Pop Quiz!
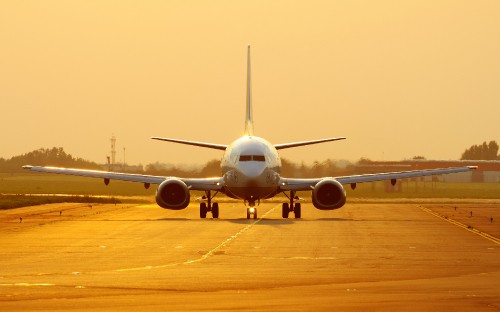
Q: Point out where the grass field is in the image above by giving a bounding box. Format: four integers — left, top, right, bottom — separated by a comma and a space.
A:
0, 194, 122, 210
0, 173, 155, 209
0, 173, 156, 196
1, 173, 499, 209
345, 179, 500, 199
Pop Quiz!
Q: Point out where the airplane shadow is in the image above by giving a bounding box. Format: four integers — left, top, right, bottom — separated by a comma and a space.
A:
298, 218, 353, 222
310, 218, 421, 222
88, 218, 192, 222
151, 217, 351, 224
227, 218, 295, 225
225, 217, 354, 224
95, 217, 418, 223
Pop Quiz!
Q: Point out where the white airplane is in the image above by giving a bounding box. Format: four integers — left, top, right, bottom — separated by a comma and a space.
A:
23, 46, 477, 219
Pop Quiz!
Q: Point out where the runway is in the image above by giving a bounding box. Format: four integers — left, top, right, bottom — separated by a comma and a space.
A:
1, 201, 499, 311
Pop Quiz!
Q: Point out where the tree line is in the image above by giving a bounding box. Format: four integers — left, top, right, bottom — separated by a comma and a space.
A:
0, 147, 357, 177
0, 147, 101, 173
460, 141, 500, 160
1, 141, 498, 176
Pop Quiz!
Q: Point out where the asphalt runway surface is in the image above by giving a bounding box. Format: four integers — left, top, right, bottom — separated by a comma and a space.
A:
1, 201, 499, 311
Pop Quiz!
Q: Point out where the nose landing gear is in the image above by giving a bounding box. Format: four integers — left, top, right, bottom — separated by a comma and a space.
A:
245, 199, 258, 219
246, 207, 257, 219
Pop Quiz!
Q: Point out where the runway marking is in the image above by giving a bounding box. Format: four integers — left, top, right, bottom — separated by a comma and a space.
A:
0, 283, 55, 287
420, 206, 500, 245
116, 205, 278, 272
1, 205, 280, 285
262, 256, 337, 260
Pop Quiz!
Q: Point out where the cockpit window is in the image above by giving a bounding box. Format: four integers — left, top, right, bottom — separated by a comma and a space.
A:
253, 155, 265, 161
239, 155, 252, 161
239, 155, 265, 162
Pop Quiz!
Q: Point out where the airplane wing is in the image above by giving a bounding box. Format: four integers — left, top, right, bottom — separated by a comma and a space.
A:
274, 137, 346, 150
22, 166, 224, 191
279, 166, 477, 191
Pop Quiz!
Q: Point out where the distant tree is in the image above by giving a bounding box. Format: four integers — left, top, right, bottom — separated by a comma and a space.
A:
412, 156, 426, 160
322, 159, 337, 176
144, 162, 195, 177
199, 159, 221, 177
461, 140, 499, 160
357, 158, 373, 164
280, 158, 298, 177
0, 147, 101, 173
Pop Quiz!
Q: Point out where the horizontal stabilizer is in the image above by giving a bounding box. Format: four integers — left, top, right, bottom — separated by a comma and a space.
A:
151, 137, 228, 150
274, 137, 346, 150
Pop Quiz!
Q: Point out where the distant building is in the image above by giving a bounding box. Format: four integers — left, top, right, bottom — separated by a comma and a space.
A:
356, 160, 500, 183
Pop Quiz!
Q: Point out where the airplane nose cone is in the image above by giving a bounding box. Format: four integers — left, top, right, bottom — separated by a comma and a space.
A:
240, 163, 266, 178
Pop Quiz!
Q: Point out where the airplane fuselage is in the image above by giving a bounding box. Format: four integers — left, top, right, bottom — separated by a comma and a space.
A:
221, 136, 281, 206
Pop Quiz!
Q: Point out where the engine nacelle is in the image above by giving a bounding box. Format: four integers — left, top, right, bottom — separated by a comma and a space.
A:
155, 179, 190, 210
312, 178, 347, 210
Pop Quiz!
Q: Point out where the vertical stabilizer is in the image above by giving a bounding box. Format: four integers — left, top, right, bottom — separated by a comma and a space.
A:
244, 45, 254, 136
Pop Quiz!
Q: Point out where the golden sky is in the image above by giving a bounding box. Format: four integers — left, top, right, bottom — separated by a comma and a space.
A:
1, 1, 499, 166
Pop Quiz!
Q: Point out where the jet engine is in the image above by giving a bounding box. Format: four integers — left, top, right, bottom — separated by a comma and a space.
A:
155, 179, 190, 209
312, 178, 346, 210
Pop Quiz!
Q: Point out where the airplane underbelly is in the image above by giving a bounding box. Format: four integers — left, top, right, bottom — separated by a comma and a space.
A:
223, 169, 280, 201
224, 185, 278, 201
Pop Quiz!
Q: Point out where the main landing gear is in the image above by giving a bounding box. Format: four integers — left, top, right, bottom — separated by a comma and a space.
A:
282, 190, 301, 219
200, 190, 219, 219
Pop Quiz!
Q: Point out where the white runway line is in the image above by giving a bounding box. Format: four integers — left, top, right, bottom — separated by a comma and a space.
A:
420, 206, 500, 245
116, 204, 278, 272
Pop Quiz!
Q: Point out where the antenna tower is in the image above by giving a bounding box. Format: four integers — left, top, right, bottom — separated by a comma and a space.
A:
111, 135, 116, 165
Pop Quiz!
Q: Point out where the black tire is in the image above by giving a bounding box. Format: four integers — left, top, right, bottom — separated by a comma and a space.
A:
282, 203, 289, 218
294, 203, 301, 219
200, 203, 207, 219
212, 202, 219, 219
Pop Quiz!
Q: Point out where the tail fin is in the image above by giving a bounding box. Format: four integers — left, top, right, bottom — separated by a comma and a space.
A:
244, 45, 254, 136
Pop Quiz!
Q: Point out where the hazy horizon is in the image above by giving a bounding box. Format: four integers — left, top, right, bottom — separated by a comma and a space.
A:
1, 1, 499, 166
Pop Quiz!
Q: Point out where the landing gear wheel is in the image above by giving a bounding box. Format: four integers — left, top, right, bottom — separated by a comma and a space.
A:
282, 203, 290, 219
212, 202, 219, 219
246, 207, 257, 219
294, 203, 301, 219
200, 203, 207, 219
